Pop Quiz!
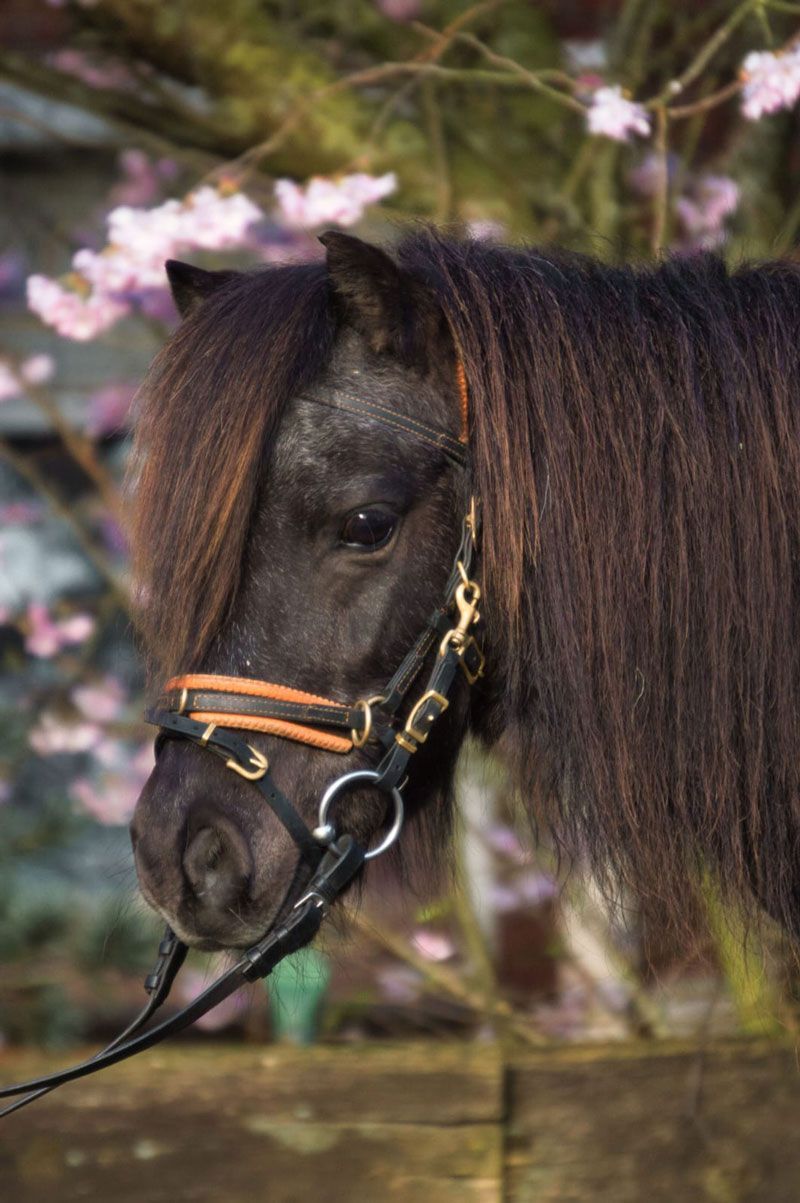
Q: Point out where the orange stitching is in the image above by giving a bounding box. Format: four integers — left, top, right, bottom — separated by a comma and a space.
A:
166, 674, 343, 710
189, 710, 353, 754
456, 360, 469, 444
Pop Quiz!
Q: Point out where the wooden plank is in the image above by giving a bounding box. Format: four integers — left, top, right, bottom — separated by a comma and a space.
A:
0, 1042, 504, 1203
506, 1038, 800, 1203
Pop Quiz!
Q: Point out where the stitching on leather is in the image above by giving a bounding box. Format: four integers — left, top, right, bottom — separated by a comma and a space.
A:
302, 394, 465, 461
190, 711, 352, 753
328, 389, 462, 447
189, 692, 353, 726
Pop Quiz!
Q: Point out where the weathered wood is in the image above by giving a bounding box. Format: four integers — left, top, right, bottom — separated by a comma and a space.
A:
507, 1039, 800, 1203
0, 1042, 503, 1203
3, 1038, 800, 1201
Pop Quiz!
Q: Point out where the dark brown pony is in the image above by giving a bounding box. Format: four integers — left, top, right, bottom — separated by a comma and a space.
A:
129, 230, 800, 950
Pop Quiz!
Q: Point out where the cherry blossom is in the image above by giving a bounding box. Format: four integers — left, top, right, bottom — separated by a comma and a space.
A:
411, 930, 456, 962
274, 172, 397, 229
70, 775, 140, 825
29, 713, 103, 755
49, 49, 137, 92
675, 174, 739, 250
109, 150, 179, 208
28, 186, 264, 339
24, 602, 95, 658
27, 274, 129, 341
180, 186, 264, 250
741, 48, 800, 120
71, 675, 128, 722
587, 86, 650, 142
0, 354, 54, 402
84, 381, 138, 436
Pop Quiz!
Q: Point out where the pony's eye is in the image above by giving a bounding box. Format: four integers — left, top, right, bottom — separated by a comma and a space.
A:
339, 507, 397, 551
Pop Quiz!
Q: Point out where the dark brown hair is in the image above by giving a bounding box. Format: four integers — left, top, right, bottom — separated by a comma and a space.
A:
129, 262, 335, 671
131, 231, 800, 931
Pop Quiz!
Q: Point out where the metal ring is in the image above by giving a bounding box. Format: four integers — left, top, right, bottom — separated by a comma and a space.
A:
317, 769, 404, 862
351, 695, 384, 749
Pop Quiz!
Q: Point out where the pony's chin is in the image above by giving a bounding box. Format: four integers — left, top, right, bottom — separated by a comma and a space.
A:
147, 898, 283, 952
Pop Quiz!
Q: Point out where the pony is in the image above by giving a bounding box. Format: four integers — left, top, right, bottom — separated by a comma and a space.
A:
129, 229, 800, 952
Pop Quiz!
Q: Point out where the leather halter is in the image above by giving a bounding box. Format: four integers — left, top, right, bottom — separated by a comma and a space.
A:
0, 367, 484, 1118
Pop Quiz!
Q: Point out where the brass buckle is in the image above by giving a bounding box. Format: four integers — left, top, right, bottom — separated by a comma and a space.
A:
226, 746, 269, 781
395, 689, 449, 753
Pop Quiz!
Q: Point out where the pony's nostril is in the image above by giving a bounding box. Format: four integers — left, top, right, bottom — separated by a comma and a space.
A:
182, 820, 252, 911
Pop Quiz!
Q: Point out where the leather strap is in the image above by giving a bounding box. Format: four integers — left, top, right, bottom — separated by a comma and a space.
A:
297, 389, 468, 466
150, 711, 324, 860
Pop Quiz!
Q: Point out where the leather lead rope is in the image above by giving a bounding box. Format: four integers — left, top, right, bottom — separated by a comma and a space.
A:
0, 377, 483, 1119
0, 836, 365, 1115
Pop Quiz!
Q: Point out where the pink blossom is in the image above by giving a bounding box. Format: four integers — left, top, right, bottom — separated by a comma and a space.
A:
466, 219, 505, 242
180, 186, 264, 250
675, 174, 739, 251
109, 151, 178, 208
587, 86, 650, 142
71, 674, 128, 722
71, 775, 139, 825
481, 823, 531, 864
274, 172, 397, 230
375, 965, 421, 1003
27, 274, 129, 341
0, 354, 55, 403
85, 381, 137, 436
30, 713, 103, 755
411, 930, 455, 962
741, 48, 800, 120
49, 49, 136, 92
515, 870, 558, 907
0, 501, 43, 525
24, 602, 95, 657
375, 0, 422, 20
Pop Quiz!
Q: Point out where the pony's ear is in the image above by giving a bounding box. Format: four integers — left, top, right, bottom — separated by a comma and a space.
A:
319, 231, 444, 364
165, 260, 238, 319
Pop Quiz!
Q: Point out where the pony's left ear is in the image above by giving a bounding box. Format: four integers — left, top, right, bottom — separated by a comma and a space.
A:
165, 260, 239, 319
319, 231, 446, 366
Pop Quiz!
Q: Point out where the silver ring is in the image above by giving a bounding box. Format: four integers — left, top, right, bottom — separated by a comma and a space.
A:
317, 769, 404, 861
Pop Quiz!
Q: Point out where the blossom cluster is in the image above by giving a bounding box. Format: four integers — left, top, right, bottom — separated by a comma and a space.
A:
587, 85, 650, 142
274, 172, 397, 229
26, 672, 152, 826
741, 47, 800, 120
0, 354, 54, 403
23, 602, 94, 658
675, 174, 740, 251
27, 186, 265, 340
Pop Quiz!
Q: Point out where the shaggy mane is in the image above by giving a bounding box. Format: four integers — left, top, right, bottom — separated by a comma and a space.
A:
399, 231, 800, 929
129, 262, 335, 673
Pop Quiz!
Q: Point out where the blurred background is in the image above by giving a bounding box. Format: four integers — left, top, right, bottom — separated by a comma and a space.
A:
3, 2, 800, 1199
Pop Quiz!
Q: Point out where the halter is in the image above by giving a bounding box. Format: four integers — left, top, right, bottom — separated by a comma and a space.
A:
0, 365, 485, 1118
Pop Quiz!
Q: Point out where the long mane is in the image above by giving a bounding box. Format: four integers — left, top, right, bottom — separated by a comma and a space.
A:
399, 231, 800, 929
129, 263, 335, 673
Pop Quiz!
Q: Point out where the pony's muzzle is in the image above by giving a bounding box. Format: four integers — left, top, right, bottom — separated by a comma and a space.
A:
181, 810, 254, 934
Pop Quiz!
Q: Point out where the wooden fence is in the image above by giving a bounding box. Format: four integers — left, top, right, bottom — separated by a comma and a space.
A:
1, 1038, 799, 1201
